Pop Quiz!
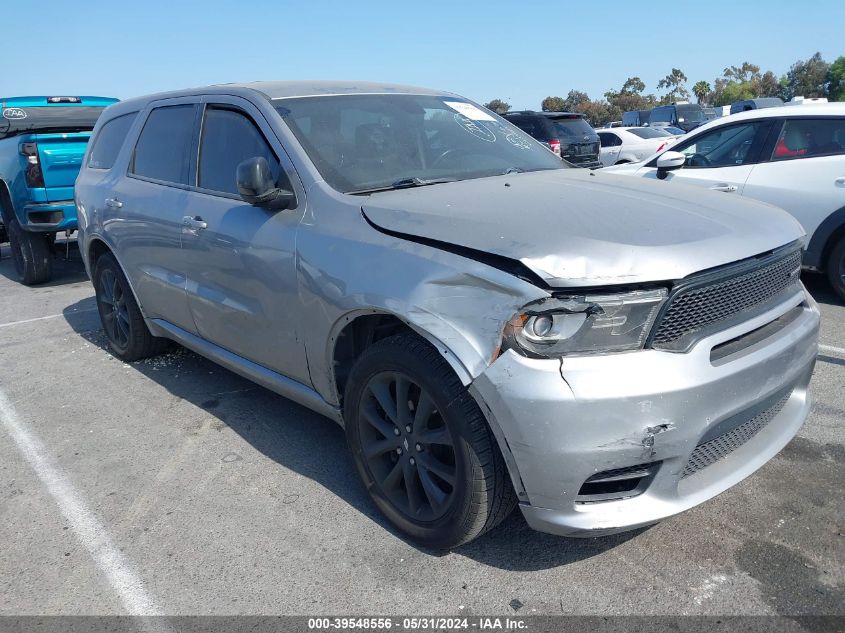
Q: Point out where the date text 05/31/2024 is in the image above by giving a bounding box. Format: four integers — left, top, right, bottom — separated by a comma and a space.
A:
307, 617, 528, 630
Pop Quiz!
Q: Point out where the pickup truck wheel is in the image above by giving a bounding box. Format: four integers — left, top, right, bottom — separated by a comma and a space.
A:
7, 219, 52, 285
93, 253, 168, 361
827, 237, 845, 301
344, 334, 516, 548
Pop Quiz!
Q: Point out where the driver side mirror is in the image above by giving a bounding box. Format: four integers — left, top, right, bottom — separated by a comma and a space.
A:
236, 157, 296, 210
655, 150, 686, 180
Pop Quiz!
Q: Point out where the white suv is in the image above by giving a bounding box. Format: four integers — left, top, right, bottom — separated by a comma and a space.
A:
605, 104, 845, 299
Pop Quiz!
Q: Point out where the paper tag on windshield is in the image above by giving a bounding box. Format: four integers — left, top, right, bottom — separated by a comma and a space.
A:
444, 101, 495, 121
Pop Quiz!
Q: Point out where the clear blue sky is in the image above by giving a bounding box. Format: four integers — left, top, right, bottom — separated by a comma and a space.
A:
3, 0, 842, 109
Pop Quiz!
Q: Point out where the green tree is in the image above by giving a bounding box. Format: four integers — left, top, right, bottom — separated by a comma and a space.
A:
620, 76, 646, 94
604, 77, 657, 113
577, 100, 619, 128
827, 56, 845, 101
756, 71, 780, 97
780, 52, 830, 100
563, 90, 590, 112
541, 96, 567, 112
657, 68, 690, 102
723, 62, 761, 84
693, 80, 711, 104
483, 99, 511, 114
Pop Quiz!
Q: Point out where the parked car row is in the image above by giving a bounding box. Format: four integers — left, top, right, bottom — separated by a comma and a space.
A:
0, 81, 836, 550
605, 103, 845, 299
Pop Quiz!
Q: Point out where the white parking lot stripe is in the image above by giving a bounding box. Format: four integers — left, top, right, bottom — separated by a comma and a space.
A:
0, 309, 96, 329
0, 388, 164, 616
819, 344, 845, 356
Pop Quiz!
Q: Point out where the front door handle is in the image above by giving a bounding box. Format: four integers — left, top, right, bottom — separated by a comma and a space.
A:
104, 197, 123, 209
835, 176, 845, 186
182, 215, 208, 230
709, 184, 738, 193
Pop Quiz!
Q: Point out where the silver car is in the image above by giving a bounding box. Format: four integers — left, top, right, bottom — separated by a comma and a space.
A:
75, 82, 819, 548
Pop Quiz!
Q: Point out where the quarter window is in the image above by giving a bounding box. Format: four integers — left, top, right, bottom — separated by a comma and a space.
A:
198, 107, 281, 195
131, 105, 196, 184
674, 122, 764, 168
87, 112, 137, 170
771, 118, 845, 160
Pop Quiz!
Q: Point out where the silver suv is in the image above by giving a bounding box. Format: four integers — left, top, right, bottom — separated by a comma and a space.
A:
75, 82, 820, 548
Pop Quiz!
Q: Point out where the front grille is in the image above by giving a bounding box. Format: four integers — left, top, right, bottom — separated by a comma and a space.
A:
651, 248, 802, 351
682, 390, 792, 478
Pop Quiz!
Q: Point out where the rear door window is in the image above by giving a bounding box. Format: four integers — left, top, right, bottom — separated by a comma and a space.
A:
87, 112, 137, 170
598, 132, 622, 147
131, 104, 196, 184
770, 118, 845, 160
198, 106, 282, 195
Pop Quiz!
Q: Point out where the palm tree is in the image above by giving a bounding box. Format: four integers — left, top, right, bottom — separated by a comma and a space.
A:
693, 81, 712, 105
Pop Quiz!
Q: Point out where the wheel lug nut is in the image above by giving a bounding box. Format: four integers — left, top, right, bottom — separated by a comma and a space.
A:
393, 427, 400, 436
415, 443, 422, 451
396, 448, 402, 455
409, 457, 415, 466
405, 425, 412, 433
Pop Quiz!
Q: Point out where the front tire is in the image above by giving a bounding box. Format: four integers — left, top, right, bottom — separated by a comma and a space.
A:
93, 253, 168, 361
827, 237, 845, 301
344, 334, 516, 548
7, 219, 52, 285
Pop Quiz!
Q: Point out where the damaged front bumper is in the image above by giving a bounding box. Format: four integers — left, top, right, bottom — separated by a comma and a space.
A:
470, 291, 820, 537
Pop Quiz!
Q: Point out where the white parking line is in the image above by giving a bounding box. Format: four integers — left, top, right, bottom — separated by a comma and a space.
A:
0, 309, 97, 330
0, 388, 163, 616
819, 344, 845, 356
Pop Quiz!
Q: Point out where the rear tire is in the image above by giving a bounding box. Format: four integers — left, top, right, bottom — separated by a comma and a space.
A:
344, 333, 516, 548
826, 237, 845, 301
93, 252, 169, 361
7, 218, 52, 285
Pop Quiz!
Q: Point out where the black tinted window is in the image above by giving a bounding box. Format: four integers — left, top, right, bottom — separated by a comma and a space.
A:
88, 112, 137, 169
131, 105, 195, 184
198, 107, 280, 195
0, 106, 108, 141
550, 116, 594, 138
598, 132, 622, 147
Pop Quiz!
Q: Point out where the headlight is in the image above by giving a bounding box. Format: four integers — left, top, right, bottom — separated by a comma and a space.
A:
502, 289, 667, 357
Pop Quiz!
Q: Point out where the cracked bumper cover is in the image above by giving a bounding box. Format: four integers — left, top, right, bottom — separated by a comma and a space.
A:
469, 291, 820, 537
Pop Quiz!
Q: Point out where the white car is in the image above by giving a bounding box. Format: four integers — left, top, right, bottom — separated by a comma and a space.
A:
596, 126, 680, 167
604, 104, 845, 299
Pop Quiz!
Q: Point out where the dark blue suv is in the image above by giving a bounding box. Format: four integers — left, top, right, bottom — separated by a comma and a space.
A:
0, 96, 117, 284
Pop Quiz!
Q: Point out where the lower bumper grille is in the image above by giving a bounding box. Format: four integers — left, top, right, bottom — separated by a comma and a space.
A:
576, 462, 660, 503
682, 389, 793, 478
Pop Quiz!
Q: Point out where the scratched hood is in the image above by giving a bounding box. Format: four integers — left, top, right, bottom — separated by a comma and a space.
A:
361, 169, 804, 287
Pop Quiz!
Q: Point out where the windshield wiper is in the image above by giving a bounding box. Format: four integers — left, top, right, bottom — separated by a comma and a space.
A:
348, 177, 458, 195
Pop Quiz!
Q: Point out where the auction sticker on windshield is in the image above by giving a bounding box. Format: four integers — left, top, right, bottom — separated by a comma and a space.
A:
444, 101, 494, 121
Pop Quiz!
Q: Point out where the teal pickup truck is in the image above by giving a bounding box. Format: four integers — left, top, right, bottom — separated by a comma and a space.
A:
0, 96, 117, 284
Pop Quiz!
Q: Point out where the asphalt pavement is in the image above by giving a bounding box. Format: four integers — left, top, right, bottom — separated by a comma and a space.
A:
0, 243, 842, 617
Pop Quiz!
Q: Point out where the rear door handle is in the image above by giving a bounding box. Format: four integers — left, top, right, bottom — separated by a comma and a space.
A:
182, 215, 208, 230
835, 176, 845, 186
104, 197, 123, 209
709, 184, 738, 193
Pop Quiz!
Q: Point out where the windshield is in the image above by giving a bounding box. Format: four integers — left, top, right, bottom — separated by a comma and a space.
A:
628, 127, 671, 139
549, 116, 595, 139
677, 106, 704, 122
0, 106, 107, 140
274, 94, 564, 193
